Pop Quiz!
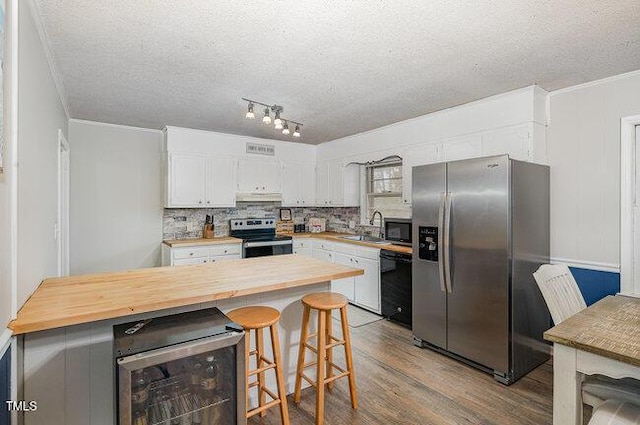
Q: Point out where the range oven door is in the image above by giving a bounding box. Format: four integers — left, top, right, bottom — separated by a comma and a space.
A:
243, 240, 293, 258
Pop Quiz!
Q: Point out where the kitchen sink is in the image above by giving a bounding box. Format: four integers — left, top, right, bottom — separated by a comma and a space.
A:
339, 235, 391, 244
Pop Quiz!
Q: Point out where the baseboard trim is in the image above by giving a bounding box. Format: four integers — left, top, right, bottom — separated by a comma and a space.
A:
550, 258, 620, 273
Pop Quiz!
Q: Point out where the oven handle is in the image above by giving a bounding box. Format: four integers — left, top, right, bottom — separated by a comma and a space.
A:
244, 240, 293, 248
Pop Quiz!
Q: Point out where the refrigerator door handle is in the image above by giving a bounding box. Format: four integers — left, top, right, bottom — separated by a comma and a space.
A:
438, 192, 447, 292
443, 192, 453, 293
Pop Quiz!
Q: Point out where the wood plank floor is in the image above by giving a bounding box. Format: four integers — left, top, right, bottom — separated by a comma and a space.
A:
249, 318, 553, 425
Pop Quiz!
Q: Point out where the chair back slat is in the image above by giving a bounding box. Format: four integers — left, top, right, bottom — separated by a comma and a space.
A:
533, 264, 587, 325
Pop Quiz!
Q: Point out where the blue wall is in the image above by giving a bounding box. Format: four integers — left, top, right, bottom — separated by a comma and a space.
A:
569, 266, 620, 306
0, 347, 9, 425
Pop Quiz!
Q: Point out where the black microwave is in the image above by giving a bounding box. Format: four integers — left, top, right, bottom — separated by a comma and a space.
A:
384, 218, 412, 246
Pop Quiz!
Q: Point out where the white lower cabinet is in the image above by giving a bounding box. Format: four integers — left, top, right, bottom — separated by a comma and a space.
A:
312, 240, 380, 314
162, 243, 241, 266
331, 252, 356, 302
293, 239, 312, 257
352, 255, 380, 313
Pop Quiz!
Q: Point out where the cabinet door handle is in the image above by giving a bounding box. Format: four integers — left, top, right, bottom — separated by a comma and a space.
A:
262, 186, 265, 190
207, 201, 210, 204
203, 260, 207, 263
189, 252, 194, 256
211, 259, 216, 262
224, 250, 228, 253
199, 201, 203, 204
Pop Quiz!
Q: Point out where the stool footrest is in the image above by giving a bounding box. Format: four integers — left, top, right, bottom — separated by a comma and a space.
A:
302, 342, 318, 354
247, 398, 281, 418
326, 340, 345, 349
324, 371, 349, 384
299, 372, 317, 388
248, 361, 276, 376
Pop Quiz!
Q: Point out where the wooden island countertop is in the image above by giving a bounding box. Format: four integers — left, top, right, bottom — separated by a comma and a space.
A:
8, 254, 363, 335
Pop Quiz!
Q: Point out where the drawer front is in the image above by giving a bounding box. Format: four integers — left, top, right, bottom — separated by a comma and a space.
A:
293, 239, 310, 249
172, 247, 209, 260
333, 242, 356, 256
173, 257, 208, 265
210, 254, 241, 262
312, 240, 333, 251
209, 244, 241, 257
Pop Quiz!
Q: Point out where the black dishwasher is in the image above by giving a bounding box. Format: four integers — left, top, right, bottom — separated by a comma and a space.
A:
380, 249, 412, 327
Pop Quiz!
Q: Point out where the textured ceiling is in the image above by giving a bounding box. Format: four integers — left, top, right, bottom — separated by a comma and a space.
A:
32, 0, 640, 144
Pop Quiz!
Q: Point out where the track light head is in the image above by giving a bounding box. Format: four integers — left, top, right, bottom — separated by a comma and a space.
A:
262, 107, 271, 124
274, 110, 282, 129
245, 102, 255, 119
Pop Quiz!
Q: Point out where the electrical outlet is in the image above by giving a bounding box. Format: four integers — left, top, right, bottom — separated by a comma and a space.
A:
187, 222, 199, 232
349, 220, 356, 229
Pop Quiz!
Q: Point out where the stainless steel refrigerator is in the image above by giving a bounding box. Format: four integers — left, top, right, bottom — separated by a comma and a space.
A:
411, 155, 550, 385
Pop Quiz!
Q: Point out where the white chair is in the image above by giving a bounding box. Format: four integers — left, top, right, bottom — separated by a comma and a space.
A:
589, 399, 640, 425
533, 264, 640, 408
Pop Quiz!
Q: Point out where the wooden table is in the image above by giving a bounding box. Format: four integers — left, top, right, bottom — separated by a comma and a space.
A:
544, 295, 640, 425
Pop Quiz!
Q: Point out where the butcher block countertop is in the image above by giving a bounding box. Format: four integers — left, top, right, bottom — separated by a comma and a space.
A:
163, 236, 242, 247
163, 232, 412, 255
286, 232, 413, 255
8, 254, 363, 335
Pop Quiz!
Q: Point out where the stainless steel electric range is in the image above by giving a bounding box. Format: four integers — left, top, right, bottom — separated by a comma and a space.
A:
229, 218, 293, 258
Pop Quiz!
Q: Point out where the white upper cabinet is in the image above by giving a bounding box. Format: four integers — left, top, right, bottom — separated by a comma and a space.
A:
317, 160, 360, 207
441, 134, 483, 162
402, 143, 440, 205
167, 153, 236, 208
237, 158, 282, 193
481, 123, 532, 161
282, 162, 316, 206
301, 165, 316, 206
205, 156, 236, 207
167, 153, 207, 207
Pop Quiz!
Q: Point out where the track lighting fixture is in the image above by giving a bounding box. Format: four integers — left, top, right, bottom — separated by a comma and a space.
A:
262, 107, 271, 125
242, 98, 303, 139
245, 102, 255, 119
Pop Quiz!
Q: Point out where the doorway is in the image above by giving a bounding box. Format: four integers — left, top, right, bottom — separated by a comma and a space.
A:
58, 129, 69, 276
621, 116, 640, 296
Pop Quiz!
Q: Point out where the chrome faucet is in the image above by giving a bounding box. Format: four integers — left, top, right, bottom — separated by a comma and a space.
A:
370, 210, 384, 239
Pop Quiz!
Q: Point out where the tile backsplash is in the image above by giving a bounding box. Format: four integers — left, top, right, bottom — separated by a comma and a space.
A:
163, 203, 366, 240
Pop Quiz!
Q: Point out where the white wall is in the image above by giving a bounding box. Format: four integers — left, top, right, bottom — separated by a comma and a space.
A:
69, 120, 164, 274
547, 70, 640, 270
16, 1, 69, 308
0, 0, 18, 348
165, 125, 317, 162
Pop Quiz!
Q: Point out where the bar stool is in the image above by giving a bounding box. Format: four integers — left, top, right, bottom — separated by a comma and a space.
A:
293, 292, 357, 425
227, 306, 290, 425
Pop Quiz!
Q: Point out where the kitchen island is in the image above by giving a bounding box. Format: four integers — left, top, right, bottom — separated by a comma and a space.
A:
9, 255, 363, 425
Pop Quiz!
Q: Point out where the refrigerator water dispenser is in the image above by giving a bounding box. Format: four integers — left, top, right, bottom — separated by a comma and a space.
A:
418, 226, 438, 261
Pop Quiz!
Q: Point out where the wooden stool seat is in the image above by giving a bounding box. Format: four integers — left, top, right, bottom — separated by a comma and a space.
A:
227, 306, 280, 329
227, 306, 290, 425
294, 291, 357, 425
301, 292, 348, 311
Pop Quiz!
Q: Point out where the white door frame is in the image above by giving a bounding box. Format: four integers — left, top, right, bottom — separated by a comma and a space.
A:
620, 115, 640, 296
57, 129, 70, 276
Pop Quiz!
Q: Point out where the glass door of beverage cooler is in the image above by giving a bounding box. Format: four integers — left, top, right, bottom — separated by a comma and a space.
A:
117, 332, 245, 425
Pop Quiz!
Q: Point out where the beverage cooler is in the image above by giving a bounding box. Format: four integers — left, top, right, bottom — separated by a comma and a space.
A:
114, 308, 246, 425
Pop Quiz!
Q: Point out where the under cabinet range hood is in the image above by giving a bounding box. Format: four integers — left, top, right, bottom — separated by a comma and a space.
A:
235, 192, 283, 202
